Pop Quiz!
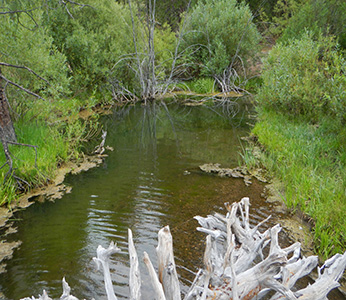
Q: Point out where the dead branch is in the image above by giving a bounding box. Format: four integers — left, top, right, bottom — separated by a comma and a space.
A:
0, 74, 45, 101
0, 140, 43, 190
0, 7, 40, 15
128, 229, 141, 300
92, 242, 120, 300
0, 62, 50, 85
94, 130, 107, 155
7, 141, 39, 166
59, 0, 93, 19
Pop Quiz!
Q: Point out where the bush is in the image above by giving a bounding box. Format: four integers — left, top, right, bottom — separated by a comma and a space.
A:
279, 0, 346, 49
44, 1, 134, 95
0, 9, 70, 98
181, 0, 261, 77
44, 1, 179, 98
269, 0, 302, 37
257, 31, 346, 123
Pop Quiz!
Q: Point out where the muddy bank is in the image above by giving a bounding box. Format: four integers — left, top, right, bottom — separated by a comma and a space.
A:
0, 154, 104, 273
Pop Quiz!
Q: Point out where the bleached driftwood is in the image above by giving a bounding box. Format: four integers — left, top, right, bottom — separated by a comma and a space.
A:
143, 251, 166, 300
128, 229, 141, 300
94, 130, 107, 155
21, 197, 346, 300
156, 226, 181, 300
93, 241, 120, 300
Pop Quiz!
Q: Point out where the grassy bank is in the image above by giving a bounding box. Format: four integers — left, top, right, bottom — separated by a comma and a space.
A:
244, 108, 346, 257
0, 99, 100, 207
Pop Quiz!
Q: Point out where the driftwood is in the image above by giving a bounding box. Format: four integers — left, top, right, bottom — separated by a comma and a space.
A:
21, 198, 346, 300
94, 130, 107, 155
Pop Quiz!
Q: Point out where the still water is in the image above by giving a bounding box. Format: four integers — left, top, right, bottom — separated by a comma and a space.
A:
1, 102, 279, 299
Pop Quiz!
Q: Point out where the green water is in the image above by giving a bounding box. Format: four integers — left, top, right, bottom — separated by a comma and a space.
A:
0, 102, 277, 299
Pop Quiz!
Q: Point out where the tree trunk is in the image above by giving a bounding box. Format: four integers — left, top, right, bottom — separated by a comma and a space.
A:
0, 67, 17, 144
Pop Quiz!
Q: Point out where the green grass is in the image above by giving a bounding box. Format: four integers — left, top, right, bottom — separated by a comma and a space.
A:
0, 100, 98, 207
244, 108, 346, 257
176, 77, 218, 94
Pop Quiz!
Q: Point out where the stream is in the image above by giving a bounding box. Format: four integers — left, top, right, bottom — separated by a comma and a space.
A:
0, 102, 344, 299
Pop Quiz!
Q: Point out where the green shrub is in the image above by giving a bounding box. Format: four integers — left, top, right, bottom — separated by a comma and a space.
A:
0, 9, 70, 98
257, 31, 346, 123
181, 0, 261, 77
43, 1, 134, 94
153, 23, 177, 80
268, 0, 302, 37
279, 0, 346, 49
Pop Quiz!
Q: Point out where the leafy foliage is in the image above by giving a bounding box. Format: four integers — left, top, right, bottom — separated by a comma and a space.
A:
279, 0, 346, 49
43, 1, 134, 95
181, 0, 261, 77
268, 0, 302, 37
257, 32, 346, 123
153, 0, 197, 30
0, 6, 69, 98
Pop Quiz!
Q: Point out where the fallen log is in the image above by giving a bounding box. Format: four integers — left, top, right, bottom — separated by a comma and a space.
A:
21, 198, 346, 300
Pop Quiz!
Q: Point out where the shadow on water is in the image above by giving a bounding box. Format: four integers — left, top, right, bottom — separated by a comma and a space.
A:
0, 101, 344, 299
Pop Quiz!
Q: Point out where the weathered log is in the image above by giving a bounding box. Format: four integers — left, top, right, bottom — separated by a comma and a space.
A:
143, 251, 166, 300
20, 197, 346, 300
128, 229, 141, 300
189, 197, 346, 299
93, 241, 120, 300
60, 277, 78, 300
156, 226, 181, 300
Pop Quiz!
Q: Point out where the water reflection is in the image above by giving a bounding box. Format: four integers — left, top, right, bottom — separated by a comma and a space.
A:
0, 101, 271, 300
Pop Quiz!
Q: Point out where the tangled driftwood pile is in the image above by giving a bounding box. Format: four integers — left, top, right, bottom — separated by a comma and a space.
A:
22, 198, 346, 300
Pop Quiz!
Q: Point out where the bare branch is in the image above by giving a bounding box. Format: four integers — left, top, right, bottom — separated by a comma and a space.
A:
7, 141, 39, 166
0, 62, 50, 85
62, 0, 92, 8
59, 0, 93, 19
0, 7, 40, 15
0, 74, 45, 101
